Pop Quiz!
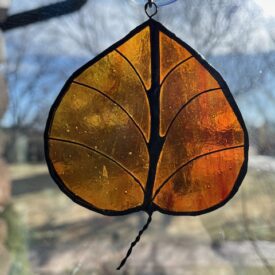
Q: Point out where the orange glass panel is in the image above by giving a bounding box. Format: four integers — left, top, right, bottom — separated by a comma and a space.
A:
49, 140, 144, 211
153, 148, 244, 212
160, 58, 220, 136
154, 90, 244, 194
160, 32, 192, 82
49, 83, 149, 187
75, 50, 150, 142
117, 27, 151, 91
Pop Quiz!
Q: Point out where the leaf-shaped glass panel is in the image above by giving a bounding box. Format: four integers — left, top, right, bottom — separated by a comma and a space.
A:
45, 19, 248, 216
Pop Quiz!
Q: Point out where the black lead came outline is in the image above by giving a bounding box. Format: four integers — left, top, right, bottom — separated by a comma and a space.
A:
44, 18, 249, 218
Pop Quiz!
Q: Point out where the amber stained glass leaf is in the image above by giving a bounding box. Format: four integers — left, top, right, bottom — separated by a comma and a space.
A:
45, 19, 248, 216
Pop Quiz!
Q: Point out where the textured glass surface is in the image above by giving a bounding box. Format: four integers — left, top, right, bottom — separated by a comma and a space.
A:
154, 32, 245, 212
50, 83, 149, 186
160, 55, 220, 136
75, 50, 151, 142
47, 29, 152, 212
118, 27, 151, 90
49, 140, 144, 211
153, 148, 244, 212
154, 90, 244, 191
160, 32, 192, 83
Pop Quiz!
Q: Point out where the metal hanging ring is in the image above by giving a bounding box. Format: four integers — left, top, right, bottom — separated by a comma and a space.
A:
145, 2, 158, 18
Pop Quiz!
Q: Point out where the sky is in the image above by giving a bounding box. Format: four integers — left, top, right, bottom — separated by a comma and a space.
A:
7, 0, 275, 19
255, 0, 275, 17
6, 0, 275, 56
1, 0, 275, 128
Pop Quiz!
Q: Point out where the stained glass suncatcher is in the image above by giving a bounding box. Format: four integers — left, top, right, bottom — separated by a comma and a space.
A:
44, 18, 248, 268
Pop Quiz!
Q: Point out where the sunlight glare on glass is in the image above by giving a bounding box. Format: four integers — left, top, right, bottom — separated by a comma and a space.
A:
130, 0, 177, 7
254, 0, 275, 17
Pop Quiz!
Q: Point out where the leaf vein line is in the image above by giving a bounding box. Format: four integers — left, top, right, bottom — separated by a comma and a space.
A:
48, 137, 145, 193
72, 81, 148, 144
152, 145, 245, 200
115, 49, 147, 92
164, 88, 221, 137
160, 56, 194, 87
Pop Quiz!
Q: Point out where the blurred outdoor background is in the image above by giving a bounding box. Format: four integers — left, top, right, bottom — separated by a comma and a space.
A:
0, 0, 275, 274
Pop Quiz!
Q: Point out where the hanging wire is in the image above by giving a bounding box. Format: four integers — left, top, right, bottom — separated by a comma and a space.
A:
116, 212, 153, 270
145, 0, 158, 18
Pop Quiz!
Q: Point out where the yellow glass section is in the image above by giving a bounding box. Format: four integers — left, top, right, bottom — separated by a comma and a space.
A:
160, 32, 192, 82
154, 90, 244, 195
49, 83, 149, 187
160, 57, 220, 136
75, 50, 150, 142
117, 27, 151, 91
49, 140, 144, 211
154, 147, 244, 212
